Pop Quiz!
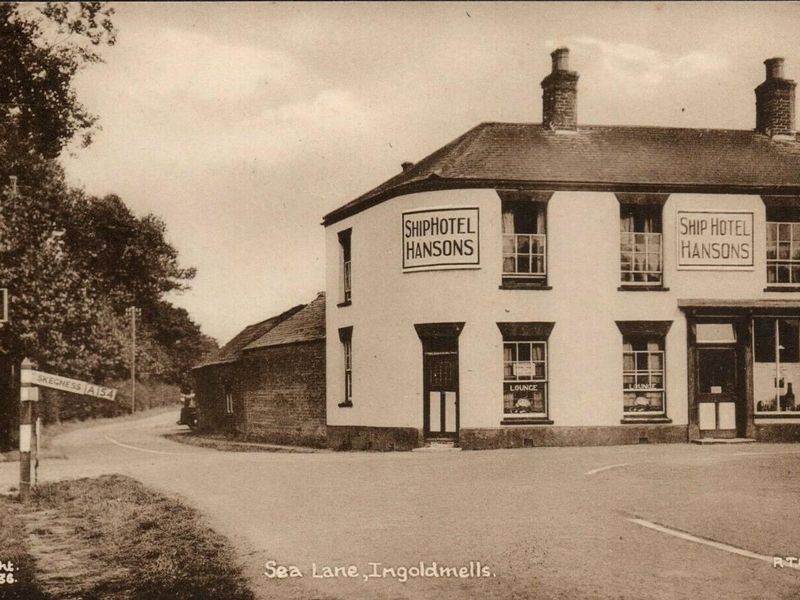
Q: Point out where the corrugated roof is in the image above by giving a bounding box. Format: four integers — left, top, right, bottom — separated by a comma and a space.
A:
244, 292, 326, 350
192, 304, 306, 369
323, 122, 800, 225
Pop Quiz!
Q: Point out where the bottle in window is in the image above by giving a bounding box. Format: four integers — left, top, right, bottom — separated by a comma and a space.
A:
781, 382, 795, 411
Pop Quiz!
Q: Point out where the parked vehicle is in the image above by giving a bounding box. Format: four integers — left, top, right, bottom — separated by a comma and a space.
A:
177, 392, 198, 429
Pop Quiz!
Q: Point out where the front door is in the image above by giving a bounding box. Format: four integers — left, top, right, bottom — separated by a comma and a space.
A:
697, 347, 739, 438
423, 337, 459, 440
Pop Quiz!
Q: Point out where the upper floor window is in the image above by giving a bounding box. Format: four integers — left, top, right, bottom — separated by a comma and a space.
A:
620, 204, 662, 286
766, 206, 800, 286
338, 229, 352, 304
501, 196, 547, 284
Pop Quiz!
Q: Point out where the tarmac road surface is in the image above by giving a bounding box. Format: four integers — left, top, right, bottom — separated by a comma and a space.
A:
1, 411, 799, 600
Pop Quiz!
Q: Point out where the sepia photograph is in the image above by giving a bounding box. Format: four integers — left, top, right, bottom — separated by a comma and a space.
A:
0, 2, 799, 599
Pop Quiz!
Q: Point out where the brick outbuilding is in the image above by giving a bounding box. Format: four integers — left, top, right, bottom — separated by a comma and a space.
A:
192, 293, 326, 447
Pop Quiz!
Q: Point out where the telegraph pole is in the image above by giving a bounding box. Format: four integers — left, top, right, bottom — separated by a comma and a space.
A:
127, 307, 138, 414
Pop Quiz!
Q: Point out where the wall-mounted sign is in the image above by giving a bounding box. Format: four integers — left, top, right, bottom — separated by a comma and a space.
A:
676, 210, 754, 270
402, 207, 479, 272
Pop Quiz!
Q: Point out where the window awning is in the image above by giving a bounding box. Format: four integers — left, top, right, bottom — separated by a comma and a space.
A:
678, 299, 800, 315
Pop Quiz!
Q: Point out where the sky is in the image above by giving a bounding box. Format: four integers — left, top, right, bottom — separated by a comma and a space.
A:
60, 1, 800, 344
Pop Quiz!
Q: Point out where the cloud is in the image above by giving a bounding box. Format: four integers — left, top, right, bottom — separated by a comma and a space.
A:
546, 37, 728, 87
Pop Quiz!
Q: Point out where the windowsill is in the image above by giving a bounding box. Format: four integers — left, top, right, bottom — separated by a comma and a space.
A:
620, 416, 672, 424
618, 285, 669, 292
500, 281, 552, 290
764, 286, 800, 292
337, 401, 353, 408
500, 417, 554, 425
754, 412, 800, 419
337, 300, 352, 307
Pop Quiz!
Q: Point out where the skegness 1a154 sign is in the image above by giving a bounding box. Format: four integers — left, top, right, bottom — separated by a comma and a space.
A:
676, 210, 754, 270
402, 207, 480, 272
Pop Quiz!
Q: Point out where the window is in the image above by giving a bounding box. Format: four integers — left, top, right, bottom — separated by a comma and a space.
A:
224, 385, 233, 415
766, 207, 800, 285
503, 341, 547, 416
338, 229, 352, 303
754, 317, 800, 413
620, 204, 662, 285
497, 322, 554, 420
622, 336, 665, 414
338, 327, 353, 407
501, 198, 547, 283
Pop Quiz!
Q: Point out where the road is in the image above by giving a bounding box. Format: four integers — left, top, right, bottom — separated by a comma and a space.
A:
1, 411, 799, 600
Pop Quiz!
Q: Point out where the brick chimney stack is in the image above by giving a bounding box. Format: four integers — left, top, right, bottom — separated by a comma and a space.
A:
755, 57, 796, 138
541, 47, 579, 131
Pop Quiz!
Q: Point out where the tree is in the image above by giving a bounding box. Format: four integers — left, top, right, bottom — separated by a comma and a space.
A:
0, 2, 116, 158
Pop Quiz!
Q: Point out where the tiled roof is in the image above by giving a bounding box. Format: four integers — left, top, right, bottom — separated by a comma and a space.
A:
244, 292, 326, 350
192, 304, 305, 369
323, 122, 800, 225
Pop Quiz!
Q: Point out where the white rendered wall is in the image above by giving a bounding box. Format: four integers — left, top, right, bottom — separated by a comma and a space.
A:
326, 189, 786, 430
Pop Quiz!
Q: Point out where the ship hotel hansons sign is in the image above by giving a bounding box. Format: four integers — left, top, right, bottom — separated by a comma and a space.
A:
676, 210, 754, 270
402, 207, 480, 272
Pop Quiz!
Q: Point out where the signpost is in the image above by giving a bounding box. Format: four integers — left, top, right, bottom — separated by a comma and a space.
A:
18, 358, 117, 502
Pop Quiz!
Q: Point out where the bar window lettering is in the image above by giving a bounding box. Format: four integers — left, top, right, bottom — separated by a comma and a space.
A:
503, 340, 547, 416
620, 204, 662, 285
338, 229, 352, 303
622, 335, 665, 413
338, 327, 353, 407
766, 206, 800, 285
754, 317, 800, 413
502, 199, 546, 283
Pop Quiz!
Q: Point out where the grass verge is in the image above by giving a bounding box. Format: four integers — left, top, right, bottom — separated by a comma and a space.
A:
0, 474, 255, 600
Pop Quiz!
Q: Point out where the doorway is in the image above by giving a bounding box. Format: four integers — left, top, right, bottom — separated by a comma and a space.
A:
422, 336, 459, 440
696, 346, 741, 438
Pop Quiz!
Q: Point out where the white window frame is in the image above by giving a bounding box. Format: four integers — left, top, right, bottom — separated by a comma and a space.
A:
753, 316, 800, 415
501, 200, 547, 282
622, 336, 666, 415
766, 221, 800, 285
338, 229, 352, 303
503, 340, 548, 417
225, 388, 233, 414
343, 336, 352, 405
620, 231, 663, 285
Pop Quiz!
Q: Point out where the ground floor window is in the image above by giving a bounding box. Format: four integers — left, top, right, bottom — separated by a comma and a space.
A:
338, 327, 353, 407
754, 317, 800, 413
622, 336, 665, 414
225, 385, 233, 414
503, 340, 547, 416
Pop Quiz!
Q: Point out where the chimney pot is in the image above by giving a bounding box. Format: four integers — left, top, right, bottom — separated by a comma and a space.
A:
765, 57, 785, 80
551, 47, 570, 72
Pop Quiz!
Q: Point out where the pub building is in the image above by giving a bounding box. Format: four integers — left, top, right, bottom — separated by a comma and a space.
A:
323, 49, 800, 450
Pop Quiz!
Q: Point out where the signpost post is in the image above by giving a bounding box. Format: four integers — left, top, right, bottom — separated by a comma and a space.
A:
17, 359, 117, 502
19, 358, 38, 502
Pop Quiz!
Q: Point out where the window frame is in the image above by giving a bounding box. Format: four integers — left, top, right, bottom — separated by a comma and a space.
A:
753, 316, 800, 415
338, 327, 353, 407
622, 335, 666, 416
499, 191, 550, 288
619, 203, 664, 287
502, 339, 549, 418
224, 385, 233, 415
338, 228, 352, 305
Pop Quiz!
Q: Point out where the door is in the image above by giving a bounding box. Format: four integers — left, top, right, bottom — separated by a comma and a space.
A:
697, 347, 739, 438
423, 337, 459, 439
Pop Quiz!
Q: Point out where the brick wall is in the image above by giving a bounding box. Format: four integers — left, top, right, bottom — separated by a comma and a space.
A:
541, 72, 578, 130
192, 364, 238, 434
756, 79, 796, 136
238, 341, 326, 447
